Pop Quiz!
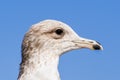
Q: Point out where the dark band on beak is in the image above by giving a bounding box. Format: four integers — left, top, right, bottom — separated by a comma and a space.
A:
93, 44, 101, 50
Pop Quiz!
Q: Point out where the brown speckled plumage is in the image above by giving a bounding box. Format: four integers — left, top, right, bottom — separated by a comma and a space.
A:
18, 20, 103, 80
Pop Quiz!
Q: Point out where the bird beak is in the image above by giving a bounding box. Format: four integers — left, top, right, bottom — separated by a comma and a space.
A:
72, 37, 103, 50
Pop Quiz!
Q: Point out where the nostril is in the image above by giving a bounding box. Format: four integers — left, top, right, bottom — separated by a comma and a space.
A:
93, 44, 101, 50
89, 41, 94, 43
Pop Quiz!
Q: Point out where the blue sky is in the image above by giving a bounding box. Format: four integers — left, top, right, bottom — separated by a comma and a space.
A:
0, 0, 120, 80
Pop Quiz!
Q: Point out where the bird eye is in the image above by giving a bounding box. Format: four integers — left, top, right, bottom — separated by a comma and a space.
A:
55, 29, 64, 35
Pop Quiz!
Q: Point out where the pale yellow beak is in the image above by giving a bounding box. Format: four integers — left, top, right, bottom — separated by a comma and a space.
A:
72, 38, 103, 50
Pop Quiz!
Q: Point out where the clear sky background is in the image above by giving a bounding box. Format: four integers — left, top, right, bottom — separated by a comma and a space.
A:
0, 0, 120, 80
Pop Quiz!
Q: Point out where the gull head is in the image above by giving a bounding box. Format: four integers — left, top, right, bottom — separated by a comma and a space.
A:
24, 20, 103, 56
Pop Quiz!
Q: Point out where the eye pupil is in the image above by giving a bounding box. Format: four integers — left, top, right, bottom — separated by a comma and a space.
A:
55, 29, 63, 35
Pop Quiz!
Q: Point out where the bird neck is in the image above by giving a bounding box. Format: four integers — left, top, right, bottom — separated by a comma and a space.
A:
18, 49, 61, 80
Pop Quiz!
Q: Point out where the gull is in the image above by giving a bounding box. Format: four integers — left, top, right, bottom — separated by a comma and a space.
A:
18, 19, 103, 80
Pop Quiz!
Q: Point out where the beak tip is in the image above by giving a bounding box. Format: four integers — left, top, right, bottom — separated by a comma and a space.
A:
100, 46, 104, 50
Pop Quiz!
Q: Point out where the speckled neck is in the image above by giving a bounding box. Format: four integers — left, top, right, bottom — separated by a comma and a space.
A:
18, 49, 61, 80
